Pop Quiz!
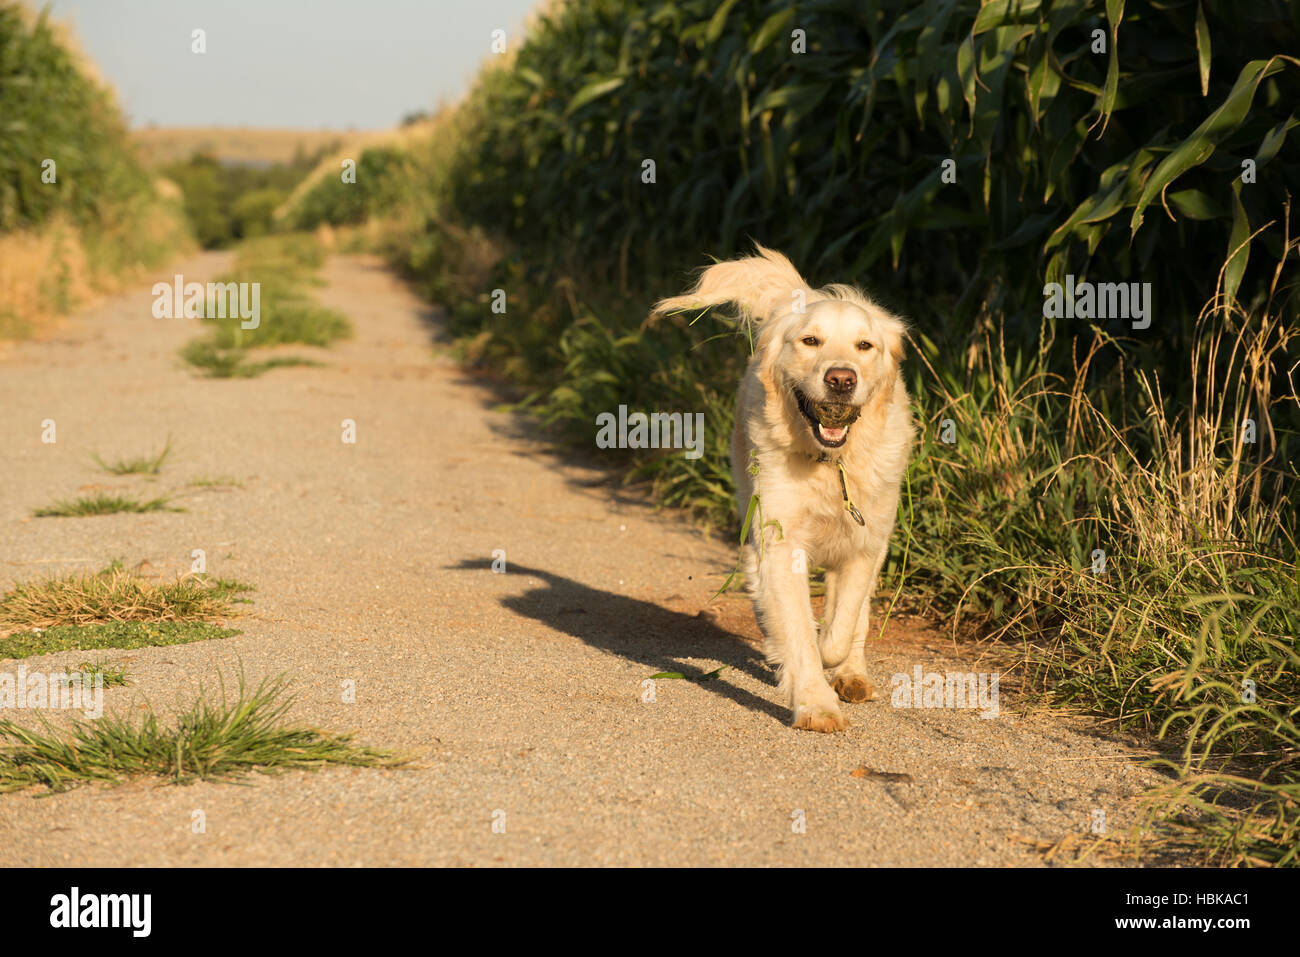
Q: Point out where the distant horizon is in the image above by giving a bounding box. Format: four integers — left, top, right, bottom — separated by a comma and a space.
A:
130, 123, 389, 132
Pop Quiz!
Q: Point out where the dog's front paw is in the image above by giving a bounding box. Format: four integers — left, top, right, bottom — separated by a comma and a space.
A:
791, 691, 849, 733
792, 705, 849, 733
832, 675, 877, 703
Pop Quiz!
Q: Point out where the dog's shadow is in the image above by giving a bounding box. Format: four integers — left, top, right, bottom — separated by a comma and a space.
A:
451, 559, 787, 723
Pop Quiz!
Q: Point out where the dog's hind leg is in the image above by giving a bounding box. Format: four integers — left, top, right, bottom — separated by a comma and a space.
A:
818, 556, 872, 669
820, 569, 837, 628
828, 610, 877, 702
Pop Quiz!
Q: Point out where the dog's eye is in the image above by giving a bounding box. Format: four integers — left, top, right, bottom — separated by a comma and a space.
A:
856, 340, 874, 351
800, 336, 820, 347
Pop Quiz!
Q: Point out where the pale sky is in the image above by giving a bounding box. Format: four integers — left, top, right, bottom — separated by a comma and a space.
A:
46, 0, 540, 129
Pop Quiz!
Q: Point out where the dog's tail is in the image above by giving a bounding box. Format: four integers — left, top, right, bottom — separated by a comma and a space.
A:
649, 243, 815, 328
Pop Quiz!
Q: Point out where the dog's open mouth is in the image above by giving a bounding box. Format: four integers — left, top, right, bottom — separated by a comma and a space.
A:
794, 389, 860, 448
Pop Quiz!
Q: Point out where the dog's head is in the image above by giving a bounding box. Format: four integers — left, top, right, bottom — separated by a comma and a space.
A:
757, 294, 905, 451
648, 245, 906, 454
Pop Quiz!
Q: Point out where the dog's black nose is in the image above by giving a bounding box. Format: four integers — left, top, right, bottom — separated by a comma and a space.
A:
824, 367, 857, 394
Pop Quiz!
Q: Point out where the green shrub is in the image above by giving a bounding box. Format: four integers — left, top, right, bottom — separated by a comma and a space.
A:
230, 187, 286, 239
0, 3, 153, 231
290, 146, 406, 229
0, 3, 192, 337
160, 152, 230, 246
161, 149, 327, 248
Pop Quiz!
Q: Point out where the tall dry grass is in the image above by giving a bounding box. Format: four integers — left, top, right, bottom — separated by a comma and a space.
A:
899, 238, 1298, 863
0, 216, 93, 336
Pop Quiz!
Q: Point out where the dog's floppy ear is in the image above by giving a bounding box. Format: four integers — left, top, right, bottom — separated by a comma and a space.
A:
753, 314, 789, 394
865, 314, 907, 420
878, 312, 907, 365
888, 329, 906, 365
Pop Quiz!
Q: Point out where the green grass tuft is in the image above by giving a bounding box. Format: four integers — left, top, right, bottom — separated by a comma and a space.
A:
33, 492, 180, 517
0, 674, 407, 792
210, 298, 352, 350
60, 659, 130, 689
179, 339, 321, 378
179, 233, 350, 378
93, 436, 172, 475
189, 475, 244, 488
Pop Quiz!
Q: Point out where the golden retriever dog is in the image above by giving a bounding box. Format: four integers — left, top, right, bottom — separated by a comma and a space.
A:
653, 245, 913, 732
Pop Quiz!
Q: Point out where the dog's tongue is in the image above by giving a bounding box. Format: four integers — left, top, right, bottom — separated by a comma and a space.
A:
819, 424, 847, 442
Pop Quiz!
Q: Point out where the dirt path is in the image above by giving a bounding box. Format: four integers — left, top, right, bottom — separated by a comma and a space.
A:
0, 253, 1170, 866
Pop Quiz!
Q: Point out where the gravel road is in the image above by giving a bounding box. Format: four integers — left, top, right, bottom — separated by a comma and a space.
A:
0, 253, 1172, 866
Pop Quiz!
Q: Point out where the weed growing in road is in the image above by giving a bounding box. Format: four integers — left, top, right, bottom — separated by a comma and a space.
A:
33, 492, 180, 517
93, 436, 172, 475
0, 673, 407, 792
211, 298, 350, 349
0, 563, 252, 628
180, 233, 350, 378
0, 564, 253, 659
180, 339, 320, 378
59, 659, 129, 688
189, 474, 244, 488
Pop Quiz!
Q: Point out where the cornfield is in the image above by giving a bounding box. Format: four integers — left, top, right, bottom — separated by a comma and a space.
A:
0, 2, 151, 231
0, 2, 191, 334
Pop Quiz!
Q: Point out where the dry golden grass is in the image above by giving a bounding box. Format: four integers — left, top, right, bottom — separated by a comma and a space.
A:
0, 198, 192, 340
131, 126, 359, 169
0, 215, 94, 338
0, 566, 251, 632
